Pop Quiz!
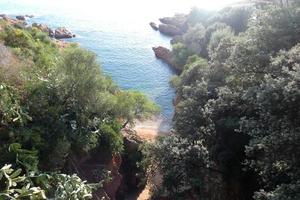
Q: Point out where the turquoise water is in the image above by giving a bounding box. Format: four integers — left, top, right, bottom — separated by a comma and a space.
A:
0, 0, 196, 125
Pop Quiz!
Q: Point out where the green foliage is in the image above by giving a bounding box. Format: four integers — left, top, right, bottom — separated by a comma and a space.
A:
208, 6, 253, 33
171, 43, 191, 71
0, 163, 101, 200
50, 173, 100, 200
0, 164, 46, 200
1, 24, 58, 69
241, 44, 300, 199
143, 136, 223, 199
186, 7, 215, 26
0, 84, 31, 126
99, 122, 123, 153
247, 6, 300, 53
115, 90, 160, 127
9, 143, 39, 174
182, 23, 206, 57
208, 26, 234, 63
153, 4, 300, 200
0, 18, 159, 199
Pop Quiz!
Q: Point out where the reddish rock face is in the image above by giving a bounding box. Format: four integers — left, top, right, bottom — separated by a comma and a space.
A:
70, 152, 123, 200
103, 154, 123, 200
152, 46, 172, 65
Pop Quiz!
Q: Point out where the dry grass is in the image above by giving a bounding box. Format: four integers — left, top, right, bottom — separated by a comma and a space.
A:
0, 43, 25, 87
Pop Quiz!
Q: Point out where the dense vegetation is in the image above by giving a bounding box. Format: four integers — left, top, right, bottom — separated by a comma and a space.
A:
0, 19, 158, 199
145, 1, 300, 200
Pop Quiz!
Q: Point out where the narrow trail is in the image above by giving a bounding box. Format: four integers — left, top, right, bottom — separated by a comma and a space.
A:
132, 119, 169, 200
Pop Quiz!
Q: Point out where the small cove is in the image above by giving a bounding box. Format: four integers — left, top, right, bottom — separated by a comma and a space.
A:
0, 0, 195, 128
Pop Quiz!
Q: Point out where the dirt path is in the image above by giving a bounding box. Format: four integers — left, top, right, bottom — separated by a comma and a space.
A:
133, 118, 169, 200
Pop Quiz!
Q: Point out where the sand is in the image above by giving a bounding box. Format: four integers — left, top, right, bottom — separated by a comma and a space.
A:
133, 118, 170, 141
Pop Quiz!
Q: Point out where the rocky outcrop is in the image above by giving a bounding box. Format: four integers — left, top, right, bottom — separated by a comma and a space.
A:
54, 27, 75, 39
159, 14, 187, 28
32, 23, 55, 37
16, 15, 25, 20
152, 46, 172, 65
1, 15, 27, 28
156, 14, 188, 37
32, 24, 75, 39
25, 14, 34, 18
2, 14, 74, 40
149, 22, 158, 31
158, 24, 182, 36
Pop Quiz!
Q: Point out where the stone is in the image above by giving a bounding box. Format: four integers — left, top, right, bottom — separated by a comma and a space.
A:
54, 27, 74, 39
149, 22, 158, 31
16, 15, 25, 20
158, 24, 182, 36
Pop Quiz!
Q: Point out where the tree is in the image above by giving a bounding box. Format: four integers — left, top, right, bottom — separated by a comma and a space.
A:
208, 6, 253, 34
171, 42, 191, 71
182, 23, 206, 57
242, 44, 300, 200
150, 4, 300, 200
115, 91, 160, 128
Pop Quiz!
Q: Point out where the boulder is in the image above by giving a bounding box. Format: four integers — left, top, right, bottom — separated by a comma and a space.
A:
149, 22, 158, 31
159, 14, 187, 27
54, 27, 74, 39
32, 23, 55, 37
152, 46, 172, 65
16, 15, 25, 20
25, 14, 34, 18
158, 24, 182, 36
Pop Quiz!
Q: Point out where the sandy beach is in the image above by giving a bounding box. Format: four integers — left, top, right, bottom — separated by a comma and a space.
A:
133, 117, 171, 141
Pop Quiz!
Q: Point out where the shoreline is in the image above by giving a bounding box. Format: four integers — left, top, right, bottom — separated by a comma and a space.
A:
133, 117, 171, 141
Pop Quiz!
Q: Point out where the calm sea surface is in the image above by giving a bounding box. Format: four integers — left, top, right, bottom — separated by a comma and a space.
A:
0, 0, 197, 127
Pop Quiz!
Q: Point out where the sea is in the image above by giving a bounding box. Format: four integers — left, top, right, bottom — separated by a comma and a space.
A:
0, 0, 216, 129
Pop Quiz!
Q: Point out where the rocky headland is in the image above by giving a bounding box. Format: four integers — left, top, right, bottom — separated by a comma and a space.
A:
0, 14, 75, 39
150, 13, 189, 71
149, 22, 158, 31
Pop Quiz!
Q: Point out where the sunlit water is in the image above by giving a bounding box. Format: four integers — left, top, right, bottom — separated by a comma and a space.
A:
0, 0, 239, 129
